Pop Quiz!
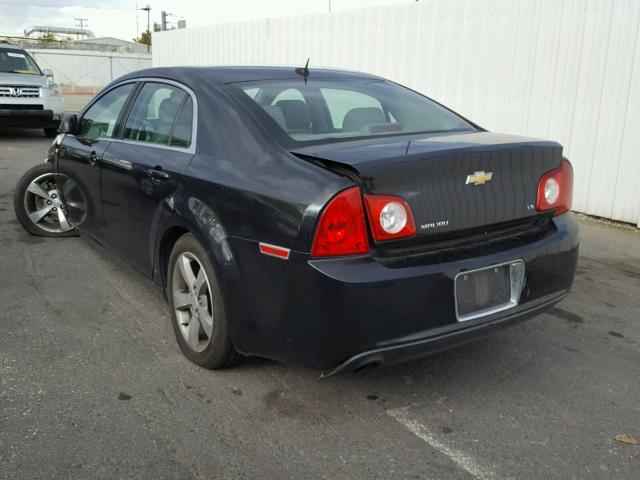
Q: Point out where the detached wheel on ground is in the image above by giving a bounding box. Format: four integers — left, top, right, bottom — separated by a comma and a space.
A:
167, 233, 242, 369
14, 162, 77, 237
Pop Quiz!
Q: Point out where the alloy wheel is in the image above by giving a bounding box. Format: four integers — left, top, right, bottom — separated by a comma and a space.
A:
172, 252, 215, 352
23, 172, 74, 234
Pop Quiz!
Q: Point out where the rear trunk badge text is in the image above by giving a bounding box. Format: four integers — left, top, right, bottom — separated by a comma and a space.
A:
421, 220, 449, 230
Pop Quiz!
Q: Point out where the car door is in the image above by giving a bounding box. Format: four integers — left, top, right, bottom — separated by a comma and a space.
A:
56, 82, 137, 238
99, 80, 196, 276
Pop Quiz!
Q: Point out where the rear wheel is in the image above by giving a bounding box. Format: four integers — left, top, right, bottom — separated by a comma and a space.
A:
14, 162, 77, 237
167, 233, 242, 369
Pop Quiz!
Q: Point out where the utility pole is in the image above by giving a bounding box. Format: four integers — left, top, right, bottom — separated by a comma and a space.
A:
74, 17, 88, 39
75, 17, 88, 29
161, 11, 167, 31
140, 4, 151, 52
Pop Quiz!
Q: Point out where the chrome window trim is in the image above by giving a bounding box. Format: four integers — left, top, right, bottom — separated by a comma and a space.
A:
454, 259, 525, 322
78, 77, 198, 154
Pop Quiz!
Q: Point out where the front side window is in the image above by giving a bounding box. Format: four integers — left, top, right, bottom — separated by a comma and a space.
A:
234, 79, 474, 145
123, 82, 188, 146
77, 83, 135, 140
0, 49, 41, 75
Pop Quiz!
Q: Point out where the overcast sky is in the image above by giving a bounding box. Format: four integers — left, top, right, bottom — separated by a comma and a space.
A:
0, 0, 414, 41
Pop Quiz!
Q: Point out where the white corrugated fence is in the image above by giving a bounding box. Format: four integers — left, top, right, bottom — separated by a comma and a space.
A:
153, 0, 640, 226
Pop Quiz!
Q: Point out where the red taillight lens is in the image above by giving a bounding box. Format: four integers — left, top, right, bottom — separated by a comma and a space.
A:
536, 159, 574, 216
311, 186, 370, 257
364, 194, 416, 242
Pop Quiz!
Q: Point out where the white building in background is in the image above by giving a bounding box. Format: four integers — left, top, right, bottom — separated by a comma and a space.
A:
74, 37, 149, 54
153, 0, 640, 227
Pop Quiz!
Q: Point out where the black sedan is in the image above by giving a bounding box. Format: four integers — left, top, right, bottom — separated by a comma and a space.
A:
14, 66, 579, 374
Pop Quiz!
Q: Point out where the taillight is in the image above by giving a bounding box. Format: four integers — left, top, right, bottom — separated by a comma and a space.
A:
311, 186, 369, 257
536, 159, 574, 216
364, 194, 416, 242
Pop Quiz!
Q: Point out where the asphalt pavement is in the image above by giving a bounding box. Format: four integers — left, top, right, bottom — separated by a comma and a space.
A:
1, 128, 639, 479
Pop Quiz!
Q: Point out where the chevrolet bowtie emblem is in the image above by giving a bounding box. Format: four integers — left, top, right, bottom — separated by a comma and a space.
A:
466, 171, 493, 186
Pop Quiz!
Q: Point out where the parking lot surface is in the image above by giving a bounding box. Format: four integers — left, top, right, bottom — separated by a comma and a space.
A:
1, 129, 639, 479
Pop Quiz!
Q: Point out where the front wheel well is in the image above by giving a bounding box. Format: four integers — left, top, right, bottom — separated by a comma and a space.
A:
158, 226, 190, 287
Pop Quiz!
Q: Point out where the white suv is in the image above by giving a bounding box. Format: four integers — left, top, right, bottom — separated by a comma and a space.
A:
0, 42, 64, 137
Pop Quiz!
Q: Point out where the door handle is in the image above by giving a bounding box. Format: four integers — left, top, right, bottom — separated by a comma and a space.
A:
88, 151, 99, 166
147, 166, 170, 181
101, 156, 132, 171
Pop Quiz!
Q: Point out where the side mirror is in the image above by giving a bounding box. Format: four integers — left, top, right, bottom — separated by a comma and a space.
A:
43, 68, 54, 80
59, 113, 78, 135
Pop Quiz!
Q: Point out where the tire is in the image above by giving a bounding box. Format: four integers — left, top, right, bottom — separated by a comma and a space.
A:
44, 128, 58, 138
13, 162, 77, 237
167, 233, 242, 369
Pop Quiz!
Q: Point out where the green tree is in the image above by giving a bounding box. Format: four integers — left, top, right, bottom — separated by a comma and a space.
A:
133, 22, 161, 46
133, 30, 151, 46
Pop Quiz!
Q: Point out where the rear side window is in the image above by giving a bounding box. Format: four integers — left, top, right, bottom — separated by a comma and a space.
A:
123, 82, 189, 146
77, 83, 134, 139
169, 97, 193, 148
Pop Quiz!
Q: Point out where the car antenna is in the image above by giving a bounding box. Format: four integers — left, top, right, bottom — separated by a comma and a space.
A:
295, 58, 310, 84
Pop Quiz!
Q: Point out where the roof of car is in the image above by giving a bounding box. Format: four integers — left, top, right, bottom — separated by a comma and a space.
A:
117, 65, 383, 86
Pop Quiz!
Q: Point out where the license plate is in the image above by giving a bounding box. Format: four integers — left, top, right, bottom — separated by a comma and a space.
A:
455, 260, 525, 321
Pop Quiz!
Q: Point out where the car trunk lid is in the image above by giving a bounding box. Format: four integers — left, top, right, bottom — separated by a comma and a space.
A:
292, 131, 563, 246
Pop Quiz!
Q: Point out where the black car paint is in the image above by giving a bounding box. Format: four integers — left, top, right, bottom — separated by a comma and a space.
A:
99, 140, 192, 275
52, 66, 579, 372
57, 135, 110, 236
292, 131, 563, 246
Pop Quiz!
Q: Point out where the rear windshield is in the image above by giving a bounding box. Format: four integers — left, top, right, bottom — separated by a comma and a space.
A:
231, 78, 474, 145
0, 49, 41, 75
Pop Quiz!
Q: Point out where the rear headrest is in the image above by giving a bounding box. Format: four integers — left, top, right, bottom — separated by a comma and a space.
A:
262, 105, 286, 129
342, 107, 386, 132
276, 99, 311, 131
158, 97, 180, 123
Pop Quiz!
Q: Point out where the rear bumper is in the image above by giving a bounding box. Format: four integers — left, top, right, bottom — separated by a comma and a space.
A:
0, 109, 60, 128
228, 214, 580, 372
324, 290, 567, 375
